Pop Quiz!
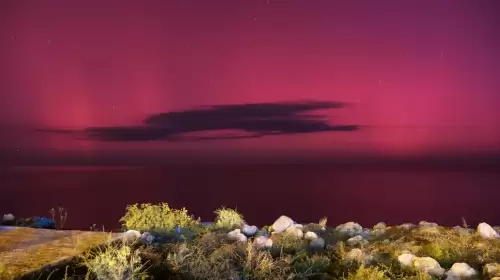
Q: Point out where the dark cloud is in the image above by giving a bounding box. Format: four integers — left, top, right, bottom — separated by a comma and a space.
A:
38, 100, 360, 142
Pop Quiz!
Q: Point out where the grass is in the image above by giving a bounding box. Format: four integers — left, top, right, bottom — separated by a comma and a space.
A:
2, 203, 500, 279
0, 228, 120, 279
213, 207, 245, 230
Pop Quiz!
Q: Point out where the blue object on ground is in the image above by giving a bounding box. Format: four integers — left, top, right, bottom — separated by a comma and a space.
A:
175, 225, 181, 234
32, 217, 56, 229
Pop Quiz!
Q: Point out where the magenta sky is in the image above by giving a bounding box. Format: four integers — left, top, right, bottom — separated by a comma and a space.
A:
2, 0, 500, 160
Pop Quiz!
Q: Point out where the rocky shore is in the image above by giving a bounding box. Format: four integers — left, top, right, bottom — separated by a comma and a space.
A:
2, 205, 500, 279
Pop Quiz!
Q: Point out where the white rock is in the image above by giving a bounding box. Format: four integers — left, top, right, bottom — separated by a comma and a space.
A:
413, 257, 445, 276
271, 215, 294, 233
347, 235, 368, 246
2, 213, 15, 222
419, 221, 438, 228
398, 223, 415, 230
294, 224, 304, 229
373, 222, 387, 229
483, 263, 500, 277
447, 263, 476, 278
336, 222, 363, 236
123, 230, 141, 242
242, 225, 258, 236
445, 271, 461, 280
254, 236, 273, 249
345, 248, 373, 264
304, 231, 318, 240
236, 233, 247, 242
477, 222, 500, 239
397, 253, 416, 267
285, 226, 303, 239
309, 237, 325, 249
372, 228, 386, 237
228, 228, 242, 240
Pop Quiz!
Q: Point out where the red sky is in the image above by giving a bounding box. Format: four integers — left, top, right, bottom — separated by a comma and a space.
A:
2, 0, 500, 160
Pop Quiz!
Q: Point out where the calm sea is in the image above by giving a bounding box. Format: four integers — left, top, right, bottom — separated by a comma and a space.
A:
1, 164, 499, 230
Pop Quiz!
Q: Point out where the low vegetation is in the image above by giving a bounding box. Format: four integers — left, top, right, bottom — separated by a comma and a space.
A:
1, 203, 500, 279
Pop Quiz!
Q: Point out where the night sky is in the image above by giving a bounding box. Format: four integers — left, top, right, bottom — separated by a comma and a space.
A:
2, 0, 500, 163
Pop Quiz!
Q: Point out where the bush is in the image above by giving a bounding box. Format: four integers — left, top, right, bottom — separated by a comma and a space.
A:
345, 265, 390, 280
120, 203, 199, 233
213, 207, 244, 229
82, 242, 148, 280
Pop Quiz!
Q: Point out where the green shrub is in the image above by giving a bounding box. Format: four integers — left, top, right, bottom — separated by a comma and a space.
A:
213, 207, 244, 230
119, 203, 199, 233
292, 252, 331, 276
82, 242, 148, 280
345, 265, 390, 280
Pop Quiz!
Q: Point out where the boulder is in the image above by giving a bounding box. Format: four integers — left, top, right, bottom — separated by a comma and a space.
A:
477, 222, 499, 239
242, 225, 258, 237
285, 226, 303, 239
413, 257, 445, 277
398, 223, 415, 230
123, 230, 141, 242
336, 222, 363, 236
419, 221, 438, 228
347, 235, 369, 246
373, 222, 387, 229
228, 228, 248, 242
397, 253, 416, 267
2, 213, 15, 223
345, 248, 372, 265
254, 236, 273, 249
271, 216, 294, 233
304, 231, 318, 240
446, 263, 476, 278
309, 237, 325, 250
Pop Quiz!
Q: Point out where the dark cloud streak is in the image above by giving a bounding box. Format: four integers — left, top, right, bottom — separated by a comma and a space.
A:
38, 100, 360, 142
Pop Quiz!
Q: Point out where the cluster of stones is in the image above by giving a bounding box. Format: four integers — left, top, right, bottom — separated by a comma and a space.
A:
226, 215, 326, 250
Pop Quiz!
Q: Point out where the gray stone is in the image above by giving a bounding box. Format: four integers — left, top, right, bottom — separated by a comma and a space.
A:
242, 225, 258, 236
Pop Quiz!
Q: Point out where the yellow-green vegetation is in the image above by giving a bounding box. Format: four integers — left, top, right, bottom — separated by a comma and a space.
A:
214, 207, 245, 230
119, 203, 200, 233
4, 203, 500, 279
345, 265, 390, 280
81, 241, 148, 280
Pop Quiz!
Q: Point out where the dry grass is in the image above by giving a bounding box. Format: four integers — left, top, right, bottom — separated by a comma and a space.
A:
0, 228, 120, 278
